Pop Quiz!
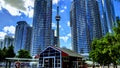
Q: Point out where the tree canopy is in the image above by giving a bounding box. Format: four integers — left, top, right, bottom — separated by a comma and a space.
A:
0, 45, 15, 61
90, 18, 120, 66
6, 45, 15, 58
17, 49, 32, 58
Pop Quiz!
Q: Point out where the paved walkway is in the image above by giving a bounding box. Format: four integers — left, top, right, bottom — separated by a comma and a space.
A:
88, 65, 120, 68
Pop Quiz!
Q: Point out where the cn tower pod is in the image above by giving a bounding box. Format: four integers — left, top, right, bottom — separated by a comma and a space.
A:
56, 15, 61, 21
55, 6, 61, 21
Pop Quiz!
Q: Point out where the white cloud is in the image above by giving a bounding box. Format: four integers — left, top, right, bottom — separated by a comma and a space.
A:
60, 33, 71, 42
52, 23, 62, 28
52, 0, 60, 5
60, 36, 69, 42
0, 0, 5, 10
3, 26, 15, 34
59, 25, 61, 28
23, 0, 34, 17
67, 21, 70, 27
52, 23, 56, 28
0, 0, 59, 17
60, 6, 67, 13
64, 6, 67, 9
0, 32, 6, 39
0, 25, 15, 39
0, 0, 2, 10
28, 9, 34, 18
4, 0, 26, 10
60, 10, 65, 13
23, 0, 34, 8
0, 0, 34, 17
5, 5, 22, 16
67, 33, 71, 37
0, 0, 24, 16
60, 27, 64, 31
52, 9, 56, 12
52, 22, 63, 35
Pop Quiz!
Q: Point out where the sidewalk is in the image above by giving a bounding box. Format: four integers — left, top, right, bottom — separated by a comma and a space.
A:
88, 65, 120, 68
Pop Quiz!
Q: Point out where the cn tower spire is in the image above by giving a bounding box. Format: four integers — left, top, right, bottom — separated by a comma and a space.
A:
55, 6, 61, 47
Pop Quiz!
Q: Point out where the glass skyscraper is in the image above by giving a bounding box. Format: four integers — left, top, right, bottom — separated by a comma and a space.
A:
0, 35, 14, 49
14, 21, 32, 53
0, 39, 4, 49
98, 0, 116, 34
4, 35, 14, 48
87, 0, 102, 41
70, 0, 102, 54
32, 0, 52, 56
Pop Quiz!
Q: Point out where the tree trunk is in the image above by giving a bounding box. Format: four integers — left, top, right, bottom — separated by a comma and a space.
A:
93, 61, 95, 68
8, 61, 11, 68
115, 65, 117, 68
113, 63, 117, 68
5, 60, 8, 68
102, 65, 104, 68
100, 65, 104, 68
92, 65, 95, 68
108, 64, 109, 68
113, 64, 115, 68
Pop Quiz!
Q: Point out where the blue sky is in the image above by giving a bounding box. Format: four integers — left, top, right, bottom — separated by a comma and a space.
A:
0, 0, 120, 49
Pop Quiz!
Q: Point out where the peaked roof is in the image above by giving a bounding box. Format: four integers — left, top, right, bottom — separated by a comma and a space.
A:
41, 46, 82, 58
60, 47, 82, 58
55, 47, 82, 58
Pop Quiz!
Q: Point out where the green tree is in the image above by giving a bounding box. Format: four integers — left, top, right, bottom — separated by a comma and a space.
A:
90, 18, 120, 68
6, 45, 15, 58
112, 17, 120, 67
90, 38, 112, 67
0, 49, 5, 61
103, 34, 118, 68
2, 47, 7, 60
6, 45, 16, 68
17, 49, 32, 58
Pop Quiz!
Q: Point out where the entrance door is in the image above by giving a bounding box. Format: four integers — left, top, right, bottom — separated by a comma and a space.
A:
44, 58, 55, 68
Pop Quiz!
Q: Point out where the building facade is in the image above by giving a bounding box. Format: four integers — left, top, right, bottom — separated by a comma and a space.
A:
98, 0, 116, 35
50, 29, 56, 46
0, 35, 14, 49
70, 0, 102, 55
32, 0, 52, 56
4, 35, 14, 48
97, 0, 108, 36
14, 21, 32, 53
70, 1, 79, 53
0, 39, 4, 49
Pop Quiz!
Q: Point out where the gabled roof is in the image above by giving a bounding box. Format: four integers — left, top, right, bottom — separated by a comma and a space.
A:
55, 46, 82, 58
41, 46, 82, 58
60, 48, 82, 58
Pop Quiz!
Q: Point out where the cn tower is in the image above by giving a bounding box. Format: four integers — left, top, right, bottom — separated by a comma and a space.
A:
55, 6, 61, 47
